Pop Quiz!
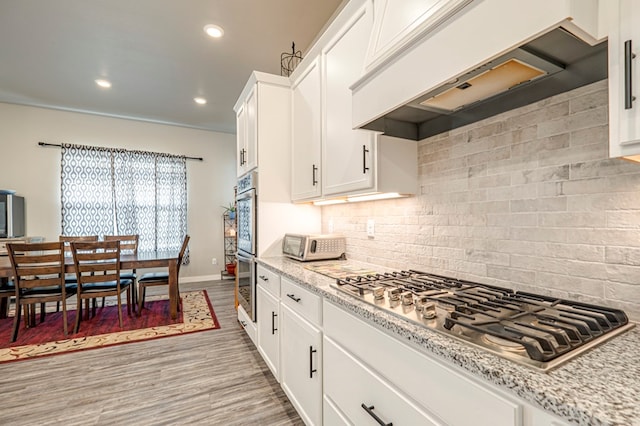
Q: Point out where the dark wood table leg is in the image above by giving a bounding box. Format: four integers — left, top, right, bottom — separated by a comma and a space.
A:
169, 262, 178, 319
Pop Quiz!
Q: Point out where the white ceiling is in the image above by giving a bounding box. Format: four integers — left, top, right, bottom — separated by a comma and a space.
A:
0, 0, 345, 134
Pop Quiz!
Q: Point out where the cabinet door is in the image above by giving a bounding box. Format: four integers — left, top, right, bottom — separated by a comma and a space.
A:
609, 0, 640, 160
257, 285, 279, 381
245, 85, 258, 171
236, 102, 247, 177
292, 58, 323, 201
280, 304, 322, 426
323, 5, 377, 196
324, 337, 442, 426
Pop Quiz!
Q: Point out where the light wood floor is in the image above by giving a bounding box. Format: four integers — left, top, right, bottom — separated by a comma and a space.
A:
0, 280, 303, 425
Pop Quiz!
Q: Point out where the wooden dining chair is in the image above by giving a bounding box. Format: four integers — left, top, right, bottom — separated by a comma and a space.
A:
70, 240, 132, 333
137, 234, 190, 316
104, 234, 139, 309
0, 278, 15, 319
59, 235, 99, 282
6, 241, 75, 342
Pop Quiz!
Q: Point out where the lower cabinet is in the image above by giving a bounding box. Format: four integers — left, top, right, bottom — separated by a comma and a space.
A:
257, 285, 280, 381
324, 336, 442, 425
252, 268, 570, 426
237, 303, 256, 345
323, 300, 570, 426
280, 304, 322, 426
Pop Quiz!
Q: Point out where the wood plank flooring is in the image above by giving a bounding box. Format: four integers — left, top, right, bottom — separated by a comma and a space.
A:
0, 280, 304, 425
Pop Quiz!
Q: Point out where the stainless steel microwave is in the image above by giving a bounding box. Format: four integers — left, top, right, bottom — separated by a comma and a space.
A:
282, 234, 346, 262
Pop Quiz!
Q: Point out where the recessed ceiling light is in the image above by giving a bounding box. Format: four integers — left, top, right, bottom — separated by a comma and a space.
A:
194, 97, 207, 105
95, 79, 112, 88
204, 24, 224, 38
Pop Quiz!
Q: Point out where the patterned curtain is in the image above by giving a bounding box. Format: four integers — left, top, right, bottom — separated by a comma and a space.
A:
61, 144, 187, 253
61, 145, 116, 237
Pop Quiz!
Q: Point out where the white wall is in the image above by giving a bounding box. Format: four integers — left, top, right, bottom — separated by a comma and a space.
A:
0, 102, 237, 281
322, 80, 640, 322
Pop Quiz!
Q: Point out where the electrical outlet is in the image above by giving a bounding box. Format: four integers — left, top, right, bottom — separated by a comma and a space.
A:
366, 219, 375, 237
211, 258, 217, 265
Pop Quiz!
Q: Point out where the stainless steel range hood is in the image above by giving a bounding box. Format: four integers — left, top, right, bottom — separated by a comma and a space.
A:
360, 28, 608, 141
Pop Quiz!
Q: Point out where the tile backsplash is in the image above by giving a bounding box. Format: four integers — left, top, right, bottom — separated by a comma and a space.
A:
323, 80, 640, 321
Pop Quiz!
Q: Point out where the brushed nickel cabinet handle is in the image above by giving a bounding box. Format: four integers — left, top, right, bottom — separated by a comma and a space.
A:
361, 404, 392, 426
287, 293, 301, 303
309, 346, 317, 378
362, 145, 370, 174
625, 39, 637, 110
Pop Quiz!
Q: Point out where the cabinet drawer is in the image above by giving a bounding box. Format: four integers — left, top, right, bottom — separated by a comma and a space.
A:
256, 264, 280, 297
237, 304, 256, 346
281, 277, 321, 325
324, 337, 442, 426
324, 301, 522, 426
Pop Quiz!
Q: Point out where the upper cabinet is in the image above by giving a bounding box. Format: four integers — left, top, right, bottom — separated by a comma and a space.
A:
290, 0, 418, 202
608, 0, 640, 161
234, 72, 291, 181
322, 4, 377, 196
291, 58, 323, 200
236, 86, 257, 177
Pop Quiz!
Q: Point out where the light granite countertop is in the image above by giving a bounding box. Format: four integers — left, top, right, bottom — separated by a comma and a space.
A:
257, 256, 640, 426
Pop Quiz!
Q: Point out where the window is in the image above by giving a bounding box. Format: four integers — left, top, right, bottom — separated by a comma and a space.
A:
61, 144, 187, 253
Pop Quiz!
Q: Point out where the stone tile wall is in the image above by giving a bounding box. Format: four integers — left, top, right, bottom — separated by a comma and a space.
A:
322, 79, 640, 320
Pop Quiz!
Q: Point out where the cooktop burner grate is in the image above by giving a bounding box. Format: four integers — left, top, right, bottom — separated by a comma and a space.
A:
333, 270, 634, 371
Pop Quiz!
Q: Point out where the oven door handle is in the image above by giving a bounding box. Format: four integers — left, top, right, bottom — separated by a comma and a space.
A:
236, 187, 256, 202
236, 251, 254, 263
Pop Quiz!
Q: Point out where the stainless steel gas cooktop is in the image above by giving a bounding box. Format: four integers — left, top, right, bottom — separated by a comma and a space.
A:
333, 270, 634, 372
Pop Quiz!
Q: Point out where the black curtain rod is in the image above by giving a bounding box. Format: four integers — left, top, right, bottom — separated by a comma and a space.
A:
38, 142, 204, 161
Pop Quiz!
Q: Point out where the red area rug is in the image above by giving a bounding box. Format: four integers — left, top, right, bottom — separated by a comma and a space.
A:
0, 290, 219, 363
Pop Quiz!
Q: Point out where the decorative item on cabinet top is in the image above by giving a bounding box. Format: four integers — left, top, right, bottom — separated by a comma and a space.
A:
281, 41, 303, 77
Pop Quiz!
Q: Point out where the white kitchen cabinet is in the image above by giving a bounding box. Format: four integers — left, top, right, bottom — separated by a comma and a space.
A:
291, 57, 323, 201
324, 336, 442, 426
257, 284, 280, 381
234, 72, 291, 181
257, 264, 280, 298
321, 3, 417, 198
608, 0, 640, 161
323, 299, 571, 426
237, 304, 256, 346
235, 86, 257, 177
280, 304, 322, 426
322, 3, 377, 196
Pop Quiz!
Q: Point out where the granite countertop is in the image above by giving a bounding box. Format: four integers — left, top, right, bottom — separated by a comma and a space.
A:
257, 256, 640, 426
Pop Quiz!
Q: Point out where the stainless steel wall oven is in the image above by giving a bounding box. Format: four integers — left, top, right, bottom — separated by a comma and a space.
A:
235, 170, 257, 321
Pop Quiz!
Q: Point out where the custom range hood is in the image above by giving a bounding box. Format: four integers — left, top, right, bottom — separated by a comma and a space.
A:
359, 28, 608, 141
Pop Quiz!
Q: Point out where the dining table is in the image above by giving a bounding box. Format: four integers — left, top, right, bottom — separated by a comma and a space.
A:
0, 249, 181, 320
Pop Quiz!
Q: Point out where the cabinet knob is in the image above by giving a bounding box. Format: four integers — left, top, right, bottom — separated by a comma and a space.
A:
259, 275, 268, 282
